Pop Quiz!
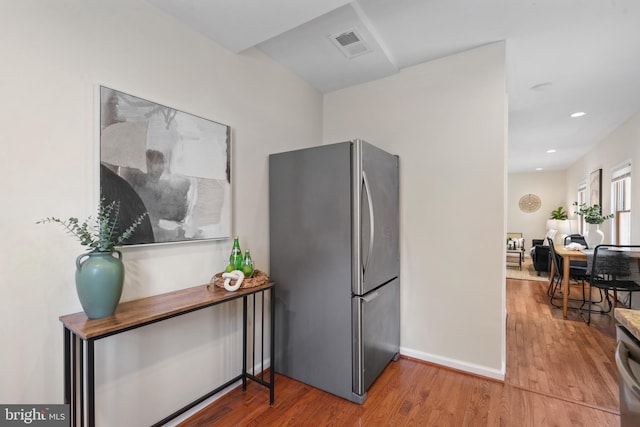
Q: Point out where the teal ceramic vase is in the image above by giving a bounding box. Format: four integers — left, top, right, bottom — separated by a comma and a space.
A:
75, 250, 124, 319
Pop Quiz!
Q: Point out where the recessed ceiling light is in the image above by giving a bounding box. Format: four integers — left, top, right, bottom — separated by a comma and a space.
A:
546, 149, 556, 153
536, 167, 543, 171
570, 111, 586, 118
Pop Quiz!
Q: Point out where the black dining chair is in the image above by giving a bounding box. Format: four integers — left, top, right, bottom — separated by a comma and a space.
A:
582, 245, 640, 324
564, 233, 588, 248
563, 234, 589, 271
547, 237, 591, 310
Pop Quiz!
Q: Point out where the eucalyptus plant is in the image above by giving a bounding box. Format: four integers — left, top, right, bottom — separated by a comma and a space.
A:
572, 202, 614, 225
37, 198, 148, 252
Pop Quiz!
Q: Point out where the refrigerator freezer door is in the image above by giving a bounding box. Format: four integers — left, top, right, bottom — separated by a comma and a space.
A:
352, 278, 400, 400
353, 140, 400, 295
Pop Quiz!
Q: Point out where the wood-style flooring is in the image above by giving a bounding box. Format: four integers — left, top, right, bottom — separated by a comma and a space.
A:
178, 279, 620, 426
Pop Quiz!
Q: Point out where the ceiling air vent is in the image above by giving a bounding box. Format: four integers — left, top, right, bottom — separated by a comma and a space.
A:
329, 28, 372, 59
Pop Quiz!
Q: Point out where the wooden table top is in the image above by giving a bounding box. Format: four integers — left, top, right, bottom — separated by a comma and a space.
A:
554, 246, 588, 259
555, 246, 640, 259
60, 282, 274, 340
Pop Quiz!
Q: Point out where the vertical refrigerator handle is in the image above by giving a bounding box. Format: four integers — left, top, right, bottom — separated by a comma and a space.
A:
362, 171, 375, 276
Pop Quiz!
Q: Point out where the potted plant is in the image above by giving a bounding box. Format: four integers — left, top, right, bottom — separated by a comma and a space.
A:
572, 202, 614, 248
546, 206, 570, 244
38, 199, 148, 319
550, 206, 568, 220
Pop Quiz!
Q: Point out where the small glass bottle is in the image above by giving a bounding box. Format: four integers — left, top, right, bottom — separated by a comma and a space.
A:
230, 236, 243, 270
242, 250, 254, 277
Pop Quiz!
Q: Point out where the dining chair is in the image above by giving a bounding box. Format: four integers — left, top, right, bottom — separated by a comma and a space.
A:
564, 234, 588, 248
563, 234, 589, 271
547, 237, 591, 310
582, 245, 640, 324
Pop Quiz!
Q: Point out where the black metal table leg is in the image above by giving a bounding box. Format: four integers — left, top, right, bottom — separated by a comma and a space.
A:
87, 339, 95, 427
64, 328, 75, 427
270, 288, 275, 405
78, 338, 83, 427
242, 295, 248, 391
260, 292, 264, 382
252, 294, 256, 379
64, 329, 71, 404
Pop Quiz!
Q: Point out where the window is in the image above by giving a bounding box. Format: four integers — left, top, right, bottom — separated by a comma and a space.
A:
611, 163, 631, 244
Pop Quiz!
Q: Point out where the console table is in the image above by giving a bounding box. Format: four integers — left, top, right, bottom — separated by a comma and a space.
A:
59, 282, 274, 427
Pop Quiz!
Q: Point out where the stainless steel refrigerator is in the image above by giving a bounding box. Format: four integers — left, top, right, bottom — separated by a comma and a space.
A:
269, 139, 400, 404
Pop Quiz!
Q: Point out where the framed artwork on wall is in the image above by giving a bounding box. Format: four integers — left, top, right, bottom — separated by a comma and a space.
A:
99, 86, 232, 246
589, 168, 602, 208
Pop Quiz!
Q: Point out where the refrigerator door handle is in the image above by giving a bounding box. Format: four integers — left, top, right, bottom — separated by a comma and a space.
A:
362, 171, 375, 276
361, 290, 380, 303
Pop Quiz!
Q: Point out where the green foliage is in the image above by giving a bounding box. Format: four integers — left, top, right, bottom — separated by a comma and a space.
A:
572, 202, 614, 225
37, 198, 148, 252
550, 206, 568, 220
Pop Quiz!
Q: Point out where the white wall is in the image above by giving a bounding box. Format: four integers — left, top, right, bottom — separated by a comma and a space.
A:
508, 171, 567, 250
0, 1, 322, 425
566, 112, 640, 307
324, 43, 508, 378
566, 112, 640, 245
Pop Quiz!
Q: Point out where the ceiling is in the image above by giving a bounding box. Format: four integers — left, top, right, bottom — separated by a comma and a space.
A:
147, 0, 640, 173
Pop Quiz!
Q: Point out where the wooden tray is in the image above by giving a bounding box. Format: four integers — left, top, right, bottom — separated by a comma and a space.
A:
210, 269, 270, 289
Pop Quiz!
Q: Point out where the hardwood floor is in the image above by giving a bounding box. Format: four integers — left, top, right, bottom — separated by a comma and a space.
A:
178, 279, 620, 426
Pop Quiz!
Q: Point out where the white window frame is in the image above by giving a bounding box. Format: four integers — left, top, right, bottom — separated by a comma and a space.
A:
611, 161, 631, 244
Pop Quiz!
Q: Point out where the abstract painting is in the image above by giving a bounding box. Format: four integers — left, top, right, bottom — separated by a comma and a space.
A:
99, 86, 231, 245
589, 168, 602, 208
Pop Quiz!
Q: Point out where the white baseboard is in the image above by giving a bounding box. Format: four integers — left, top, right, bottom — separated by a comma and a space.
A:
399, 346, 505, 381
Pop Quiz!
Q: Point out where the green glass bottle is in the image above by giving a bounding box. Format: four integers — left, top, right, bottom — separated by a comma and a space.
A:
230, 236, 243, 270
242, 249, 254, 277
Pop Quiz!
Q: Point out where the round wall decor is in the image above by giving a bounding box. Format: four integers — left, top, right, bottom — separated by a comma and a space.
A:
518, 193, 541, 213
